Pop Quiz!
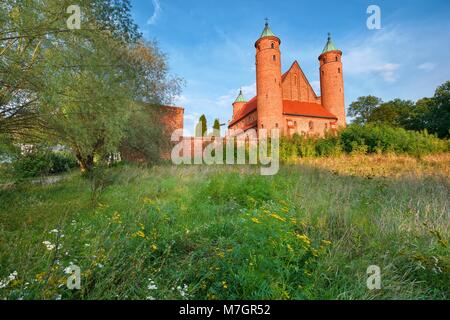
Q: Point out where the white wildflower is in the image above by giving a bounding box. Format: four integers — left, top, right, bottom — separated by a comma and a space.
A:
49, 229, 59, 234
42, 241, 55, 251
147, 279, 158, 290
0, 271, 18, 289
177, 284, 189, 298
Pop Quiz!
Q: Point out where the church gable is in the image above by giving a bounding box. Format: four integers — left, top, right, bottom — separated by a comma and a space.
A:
281, 61, 319, 103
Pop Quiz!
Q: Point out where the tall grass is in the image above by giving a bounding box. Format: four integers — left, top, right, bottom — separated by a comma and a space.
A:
0, 155, 448, 299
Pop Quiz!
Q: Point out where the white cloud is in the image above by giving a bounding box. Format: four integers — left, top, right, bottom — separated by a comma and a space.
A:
147, 0, 161, 25
418, 62, 435, 72
373, 63, 400, 83
343, 28, 401, 83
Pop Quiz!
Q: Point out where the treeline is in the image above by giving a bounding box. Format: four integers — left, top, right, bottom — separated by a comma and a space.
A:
0, 0, 180, 173
348, 81, 450, 138
279, 124, 449, 160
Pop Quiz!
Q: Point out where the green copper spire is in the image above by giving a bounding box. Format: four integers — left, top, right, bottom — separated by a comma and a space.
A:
234, 89, 246, 103
322, 33, 338, 53
260, 18, 275, 38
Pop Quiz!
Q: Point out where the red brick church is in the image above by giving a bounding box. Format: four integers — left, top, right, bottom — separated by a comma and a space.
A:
228, 21, 346, 136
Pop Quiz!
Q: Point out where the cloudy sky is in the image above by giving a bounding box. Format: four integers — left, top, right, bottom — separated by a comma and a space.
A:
130, 0, 450, 133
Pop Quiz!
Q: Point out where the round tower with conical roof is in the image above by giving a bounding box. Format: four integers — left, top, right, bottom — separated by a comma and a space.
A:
255, 20, 284, 134
319, 33, 346, 127
232, 89, 247, 118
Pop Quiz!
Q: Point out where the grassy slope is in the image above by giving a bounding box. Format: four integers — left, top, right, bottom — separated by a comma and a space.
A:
0, 155, 449, 300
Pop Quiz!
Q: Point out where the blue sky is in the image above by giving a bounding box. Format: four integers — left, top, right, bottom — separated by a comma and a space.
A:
130, 0, 450, 132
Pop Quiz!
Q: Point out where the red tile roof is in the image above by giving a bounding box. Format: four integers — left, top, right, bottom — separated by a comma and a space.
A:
229, 96, 257, 126
283, 100, 337, 119
229, 98, 337, 128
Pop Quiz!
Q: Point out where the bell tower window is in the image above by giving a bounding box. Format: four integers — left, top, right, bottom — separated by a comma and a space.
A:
272, 55, 276, 61
271, 42, 275, 49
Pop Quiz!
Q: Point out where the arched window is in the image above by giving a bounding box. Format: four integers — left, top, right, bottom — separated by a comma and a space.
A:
309, 121, 314, 130
271, 42, 275, 49
338, 68, 341, 73
322, 70, 324, 76
275, 123, 278, 128
272, 55, 276, 61
294, 75, 297, 86
335, 56, 338, 62
261, 124, 264, 129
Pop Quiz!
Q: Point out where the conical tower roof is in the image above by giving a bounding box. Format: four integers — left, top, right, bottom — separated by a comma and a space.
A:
234, 89, 246, 103
322, 33, 338, 53
260, 19, 275, 38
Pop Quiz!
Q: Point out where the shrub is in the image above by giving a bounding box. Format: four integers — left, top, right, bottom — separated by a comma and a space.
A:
276, 124, 448, 160
340, 124, 448, 156
13, 150, 78, 178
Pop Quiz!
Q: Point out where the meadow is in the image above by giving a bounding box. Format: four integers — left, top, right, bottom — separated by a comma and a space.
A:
0, 154, 449, 300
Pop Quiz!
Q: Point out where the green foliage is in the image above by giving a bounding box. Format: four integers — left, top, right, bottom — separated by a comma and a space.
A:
12, 150, 78, 179
278, 125, 448, 160
339, 124, 448, 156
120, 103, 166, 165
196, 115, 207, 137
348, 81, 450, 138
348, 95, 382, 125
212, 118, 221, 136
1, 1, 180, 173
0, 164, 448, 299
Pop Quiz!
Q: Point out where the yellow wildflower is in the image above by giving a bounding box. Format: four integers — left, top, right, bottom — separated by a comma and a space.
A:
287, 244, 293, 252
321, 240, 332, 246
133, 230, 145, 238
296, 233, 311, 246
150, 244, 158, 252
112, 212, 122, 224
222, 281, 228, 289
270, 213, 286, 222
251, 217, 261, 224
216, 252, 225, 258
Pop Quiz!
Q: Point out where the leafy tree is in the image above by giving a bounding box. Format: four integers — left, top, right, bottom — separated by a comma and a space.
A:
212, 118, 221, 136
347, 95, 382, 125
367, 99, 415, 127
0, 0, 142, 139
196, 114, 207, 137
428, 81, 450, 138
1, 0, 180, 172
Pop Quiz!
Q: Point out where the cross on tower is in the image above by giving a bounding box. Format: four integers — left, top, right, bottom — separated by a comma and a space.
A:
265, 17, 269, 26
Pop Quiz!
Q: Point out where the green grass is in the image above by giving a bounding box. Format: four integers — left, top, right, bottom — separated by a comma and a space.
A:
0, 158, 449, 300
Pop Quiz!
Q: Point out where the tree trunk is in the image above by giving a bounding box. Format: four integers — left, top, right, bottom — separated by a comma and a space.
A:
76, 153, 94, 173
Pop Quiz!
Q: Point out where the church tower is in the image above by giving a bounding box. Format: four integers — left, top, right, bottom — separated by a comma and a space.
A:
319, 33, 346, 127
255, 20, 284, 133
232, 89, 246, 118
